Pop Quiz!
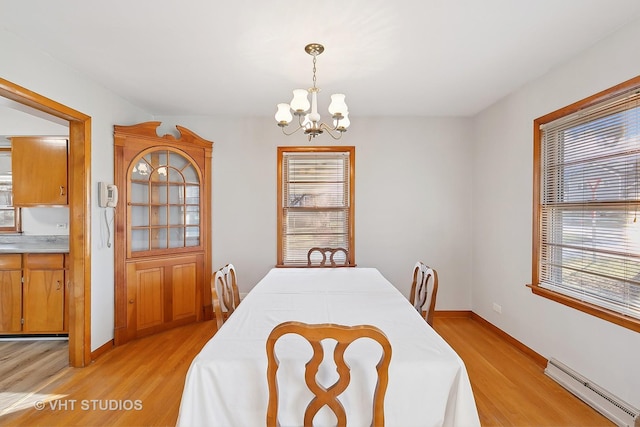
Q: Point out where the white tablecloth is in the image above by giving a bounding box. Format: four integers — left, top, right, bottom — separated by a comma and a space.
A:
177, 268, 480, 427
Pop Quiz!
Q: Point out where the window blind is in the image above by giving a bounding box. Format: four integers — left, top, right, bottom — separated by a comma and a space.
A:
540, 89, 640, 319
281, 151, 351, 266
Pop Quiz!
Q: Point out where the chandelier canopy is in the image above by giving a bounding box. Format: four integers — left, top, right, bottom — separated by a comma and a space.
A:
275, 43, 350, 141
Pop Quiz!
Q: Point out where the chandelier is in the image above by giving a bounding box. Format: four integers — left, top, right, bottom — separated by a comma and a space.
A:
275, 43, 350, 141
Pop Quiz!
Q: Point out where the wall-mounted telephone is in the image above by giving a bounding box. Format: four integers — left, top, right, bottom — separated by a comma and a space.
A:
99, 182, 118, 208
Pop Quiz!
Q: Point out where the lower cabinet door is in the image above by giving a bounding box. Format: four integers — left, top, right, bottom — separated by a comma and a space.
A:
0, 269, 23, 332
23, 269, 65, 332
123, 253, 203, 341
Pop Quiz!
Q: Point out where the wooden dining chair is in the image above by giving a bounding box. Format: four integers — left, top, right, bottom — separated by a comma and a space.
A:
266, 321, 392, 427
211, 263, 241, 330
306, 247, 349, 267
409, 261, 439, 326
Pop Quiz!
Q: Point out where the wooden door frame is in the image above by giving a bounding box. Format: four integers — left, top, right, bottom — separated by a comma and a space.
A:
0, 77, 91, 367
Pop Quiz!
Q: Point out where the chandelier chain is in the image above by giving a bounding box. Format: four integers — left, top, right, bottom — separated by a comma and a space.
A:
312, 54, 317, 90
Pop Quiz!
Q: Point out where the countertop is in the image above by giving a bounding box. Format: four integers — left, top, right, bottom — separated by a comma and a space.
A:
0, 235, 69, 253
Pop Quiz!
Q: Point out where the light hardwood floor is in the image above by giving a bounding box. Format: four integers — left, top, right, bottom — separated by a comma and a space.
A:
0, 339, 69, 416
0, 316, 612, 426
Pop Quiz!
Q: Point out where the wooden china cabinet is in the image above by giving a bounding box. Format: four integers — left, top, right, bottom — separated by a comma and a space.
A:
113, 122, 213, 345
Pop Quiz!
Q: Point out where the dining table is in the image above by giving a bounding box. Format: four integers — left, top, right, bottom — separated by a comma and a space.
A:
177, 267, 480, 427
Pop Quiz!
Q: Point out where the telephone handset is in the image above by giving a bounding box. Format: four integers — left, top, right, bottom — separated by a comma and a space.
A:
99, 182, 118, 208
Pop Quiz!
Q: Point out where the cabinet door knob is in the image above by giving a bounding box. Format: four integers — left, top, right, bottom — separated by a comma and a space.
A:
56, 280, 61, 290
129, 299, 134, 304
60, 186, 66, 196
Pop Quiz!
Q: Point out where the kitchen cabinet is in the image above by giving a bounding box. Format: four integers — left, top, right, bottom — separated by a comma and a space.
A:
0, 253, 67, 334
0, 254, 22, 332
23, 253, 66, 333
11, 136, 69, 206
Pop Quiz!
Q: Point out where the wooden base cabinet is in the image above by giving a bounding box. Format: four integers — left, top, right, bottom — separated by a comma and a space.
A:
0, 253, 67, 334
122, 254, 203, 341
23, 254, 66, 333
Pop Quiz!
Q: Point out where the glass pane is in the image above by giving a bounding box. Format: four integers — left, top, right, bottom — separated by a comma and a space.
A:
131, 206, 149, 227
185, 185, 199, 204
185, 226, 199, 247
169, 152, 188, 169
168, 167, 183, 183
151, 228, 167, 249
131, 182, 149, 204
131, 229, 149, 252
152, 168, 168, 182
145, 151, 168, 169
169, 227, 185, 248
0, 182, 12, 206
168, 184, 184, 204
169, 205, 184, 225
132, 160, 152, 180
150, 206, 167, 226
185, 206, 199, 225
0, 208, 15, 228
150, 183, 168, 204
183, 164, 199, 183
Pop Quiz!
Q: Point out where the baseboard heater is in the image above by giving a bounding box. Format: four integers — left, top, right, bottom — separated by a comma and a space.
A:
545, 358, 639, 427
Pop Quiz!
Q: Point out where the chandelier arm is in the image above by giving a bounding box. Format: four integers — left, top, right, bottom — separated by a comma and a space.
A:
281, 124, 307, 137
318, 122, 344, 140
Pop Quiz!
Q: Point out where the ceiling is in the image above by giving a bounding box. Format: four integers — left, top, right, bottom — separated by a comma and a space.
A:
2, 0, 640, 118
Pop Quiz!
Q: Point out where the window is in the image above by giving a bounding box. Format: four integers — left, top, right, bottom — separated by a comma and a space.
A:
277, 146, 355, 266
532, 76, 640, 332
0, 148, 20, 233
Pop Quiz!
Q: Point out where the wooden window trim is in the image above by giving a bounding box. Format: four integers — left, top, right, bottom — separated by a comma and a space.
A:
277, 146, 355, 267
530, 75, 640, 333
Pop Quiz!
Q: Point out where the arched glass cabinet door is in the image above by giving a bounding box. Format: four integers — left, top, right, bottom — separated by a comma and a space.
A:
129, 149, 201, 253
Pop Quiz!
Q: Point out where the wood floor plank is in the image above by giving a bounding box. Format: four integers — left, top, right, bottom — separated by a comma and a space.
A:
0, 340, 69, 417
433, 317, 613, 427
0, 316, 615, 426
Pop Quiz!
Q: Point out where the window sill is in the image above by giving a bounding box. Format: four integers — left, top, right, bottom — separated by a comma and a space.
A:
527, 284, 640, 333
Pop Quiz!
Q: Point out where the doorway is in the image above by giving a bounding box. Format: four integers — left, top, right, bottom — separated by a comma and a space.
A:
0, 77, 91, 367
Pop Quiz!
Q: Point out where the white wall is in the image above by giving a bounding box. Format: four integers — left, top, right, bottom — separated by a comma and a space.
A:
0, 29, 152, 350
472, 18, 640, 406
21, 207, 69, 235
155, 115, 474, 309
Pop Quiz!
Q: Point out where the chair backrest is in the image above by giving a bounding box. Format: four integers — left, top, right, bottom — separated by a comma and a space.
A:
409, 261, 439, 326
211, 263, 241, 330
266, 321, 391, 427
307, 247, 349, 267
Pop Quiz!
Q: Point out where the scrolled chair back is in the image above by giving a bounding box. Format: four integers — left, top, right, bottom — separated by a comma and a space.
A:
307, 247, 350, 267
211, 263, 241, 330
409, 261, 439, 326
266, 321, 392, 427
